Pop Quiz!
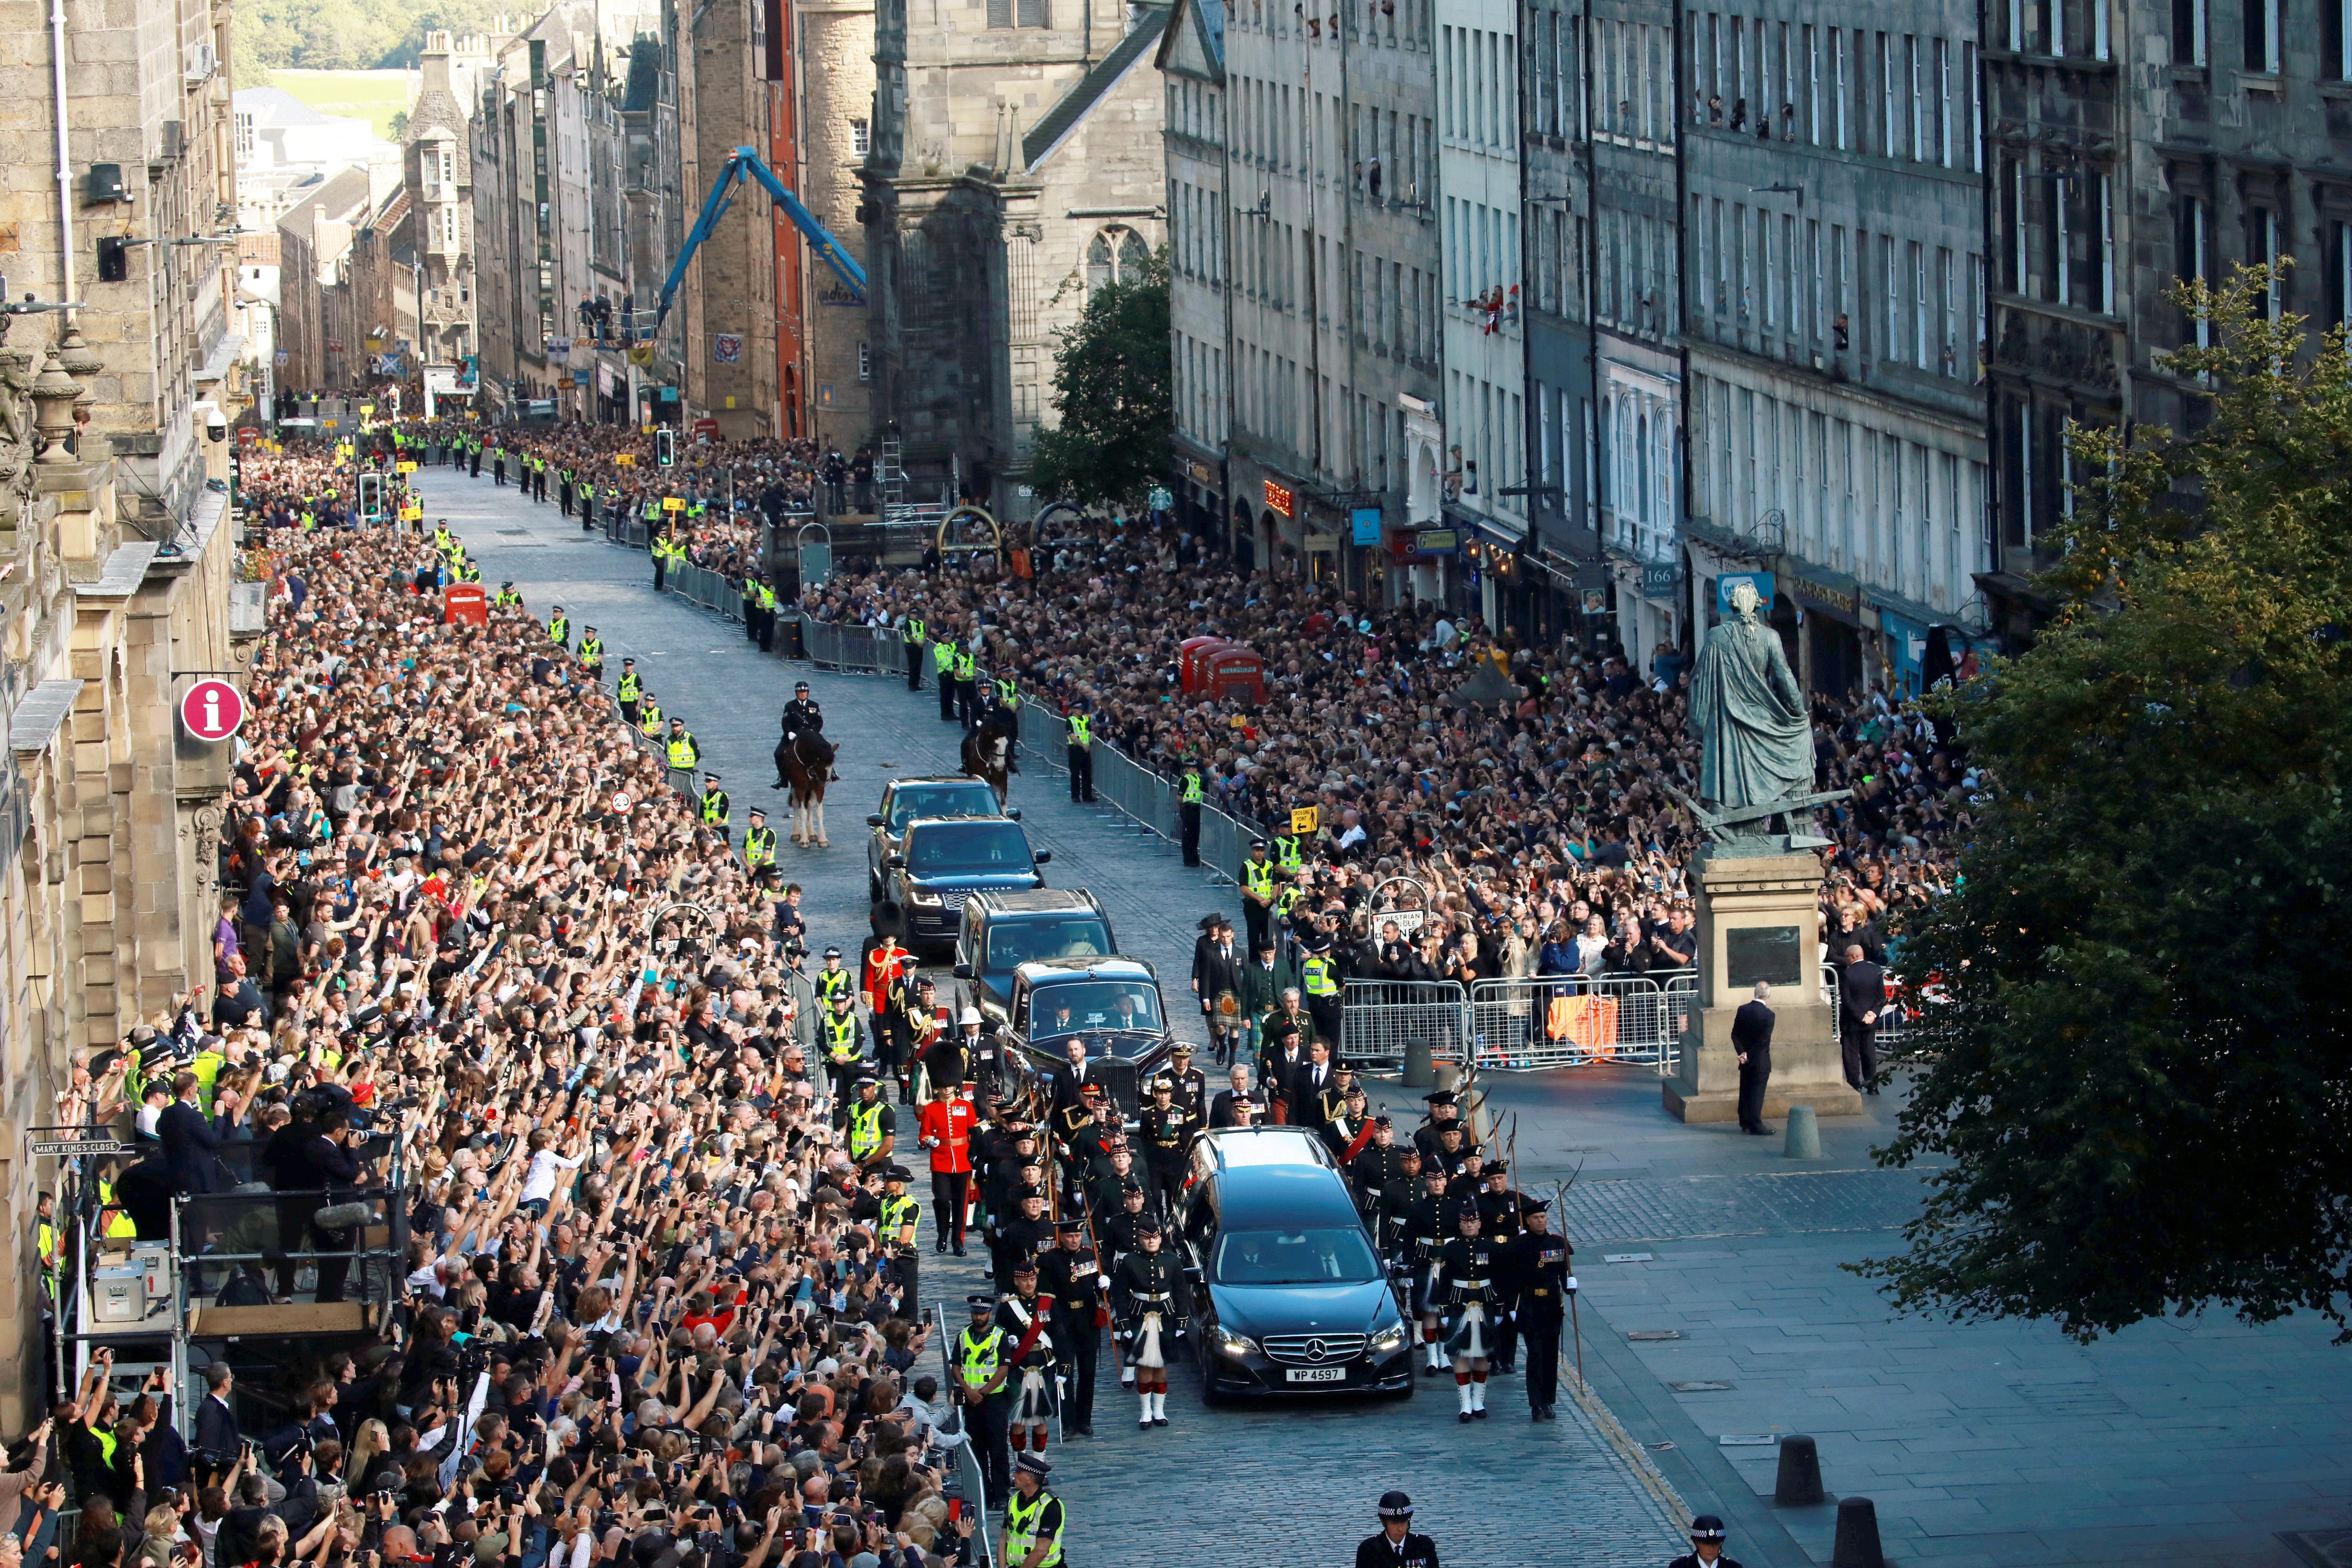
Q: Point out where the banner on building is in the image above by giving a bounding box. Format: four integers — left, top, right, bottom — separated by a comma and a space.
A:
712, 333, 743, 364
598, 362, 618, 397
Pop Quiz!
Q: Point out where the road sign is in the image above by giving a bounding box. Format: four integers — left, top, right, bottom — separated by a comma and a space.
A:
397, 460, 417, 474
1289, 806, 1319, 835
615, 453, 635, 466
611, 792, 633, 815
180, 679, 246, 742
663, 497, 685, 512
31, 1139, 139, 1157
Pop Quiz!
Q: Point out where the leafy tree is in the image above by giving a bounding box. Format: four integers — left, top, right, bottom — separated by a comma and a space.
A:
1860, 264, 2352, 1341
1025, 247, 1171, 510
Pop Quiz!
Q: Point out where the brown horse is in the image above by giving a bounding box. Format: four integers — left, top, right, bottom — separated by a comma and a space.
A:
776, 731, 838, 846
960, 707, 1020, 806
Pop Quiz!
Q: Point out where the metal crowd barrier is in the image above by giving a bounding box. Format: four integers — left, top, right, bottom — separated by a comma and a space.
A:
786, 969, 817, 1055
1338, 979, 1469, 1069
1464, 974, 1692, 1074
1010, 703, 1246, 883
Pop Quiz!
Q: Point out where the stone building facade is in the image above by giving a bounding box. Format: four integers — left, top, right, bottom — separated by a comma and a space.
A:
797, 0, 879, 446
862, 0, 1169, 521
1681, 0, 1992, 697
1161, 0, 1444, 592
1979, 0, 2352, 644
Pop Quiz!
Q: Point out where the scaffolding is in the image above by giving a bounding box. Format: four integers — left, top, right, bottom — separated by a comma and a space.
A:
32, 1122, 409, 1454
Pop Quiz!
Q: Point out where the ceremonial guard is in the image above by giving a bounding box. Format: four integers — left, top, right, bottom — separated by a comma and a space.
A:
1402, 1163, 1453, 1373
1354, 1492, 1440, 1568
1475, 1162, 1524, 1374
1164, 1041, 1209, 1123
917, 1081, 976, 1256
1138, 1077, 1197, 1219
1434, 1203, 1503, 1420
1035, 1220, 1108, 1438
988, 1187, 1054, 1295
1111, 1216, 1184, 1429
996, 1261, 1060, 1457
1508, 1198, 1572, 1420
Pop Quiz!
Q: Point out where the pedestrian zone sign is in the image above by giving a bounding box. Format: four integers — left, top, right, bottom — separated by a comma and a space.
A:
1290, 807, 1319, 835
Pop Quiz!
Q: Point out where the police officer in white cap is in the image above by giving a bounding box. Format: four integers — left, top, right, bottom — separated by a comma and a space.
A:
1354, 1491, 1439, 1568
1669, 1515, 1741, 1568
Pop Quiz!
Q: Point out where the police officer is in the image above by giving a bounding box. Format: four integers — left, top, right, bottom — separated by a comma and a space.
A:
1240, 840, 1278, 956
1111, 1214, 1182, 1428
743, 807, 778, 873
1509, 1198, 1571, 1421
1034, 1219, 1106, 1438
1671, 1517, 1741, 1568
1354, 1492, 1439, 1568
781, 680, 823, 748
902, 609, 927, 691
548, 605, 570, 650
1065, 703, 1096, 804
954, 641, 980, 729
878, 1162, 924, 1318
838, 1073, 898, 1172
1002, 1453, 1066, 1568
820, 991, 866, 1102
1178, 760, 1204, 866
614, 660, 643, 723
699, 771, 730, 846
664, 716, 700, 797
934, 632, 959, 718
1300, 928, 1344, 1052
954, 1294, 1014, 1504
814, 944, 855, 1012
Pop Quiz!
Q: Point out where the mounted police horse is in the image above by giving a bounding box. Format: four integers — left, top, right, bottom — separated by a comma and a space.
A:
961, 706, 1020, 806
776, 731, 838, 847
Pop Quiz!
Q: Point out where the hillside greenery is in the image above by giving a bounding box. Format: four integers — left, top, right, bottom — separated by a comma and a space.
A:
233, 0, 514, 85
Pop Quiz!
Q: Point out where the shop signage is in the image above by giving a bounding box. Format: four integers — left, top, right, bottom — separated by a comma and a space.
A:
1263, 478, 1295, 518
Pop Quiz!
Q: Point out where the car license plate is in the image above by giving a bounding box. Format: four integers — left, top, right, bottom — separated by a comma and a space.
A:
1284, 1366, 1347, 1384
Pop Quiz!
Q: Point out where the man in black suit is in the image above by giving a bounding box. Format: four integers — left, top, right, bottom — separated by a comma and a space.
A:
1291, 1038, 1340, 1132
1839, 943, 1885, 1094
159, 1071, 235, 1195
1257, 1019, 1308, 1124
1731, 982, 1775, 1134
193, 1365, 241, 1464
1207, 1064, 1254, 1128
1047, 1036, 1101, 1116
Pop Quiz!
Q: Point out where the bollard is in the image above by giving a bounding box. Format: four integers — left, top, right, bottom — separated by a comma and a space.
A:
1403, 1036, 1435, 1088
1434, 1062, 1461, 1094
1784, 1103, 1821, 1159
1773, 1434, 1826, 1505
1830, 1496, 1884, 1568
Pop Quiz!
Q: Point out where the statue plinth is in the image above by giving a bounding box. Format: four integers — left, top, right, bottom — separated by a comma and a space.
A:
1663, 849, 1864, 1124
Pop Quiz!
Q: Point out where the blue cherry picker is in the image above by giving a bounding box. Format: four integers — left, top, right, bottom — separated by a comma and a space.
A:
652, 145, 867, 330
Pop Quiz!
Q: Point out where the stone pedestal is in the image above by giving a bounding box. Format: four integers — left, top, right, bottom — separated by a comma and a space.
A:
1664, 849, 1863, 1123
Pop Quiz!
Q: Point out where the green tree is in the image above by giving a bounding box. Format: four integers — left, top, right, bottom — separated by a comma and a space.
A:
1860, 264, 2352, 1341
1025, 247, 1171, 510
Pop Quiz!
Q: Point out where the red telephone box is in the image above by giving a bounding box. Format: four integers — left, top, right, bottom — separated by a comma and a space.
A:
1205, 645, 1266, 706
444, 584, 487, 625
1179, 635, 1231, 696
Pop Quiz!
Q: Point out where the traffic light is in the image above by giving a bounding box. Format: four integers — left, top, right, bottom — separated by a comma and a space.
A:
357, 472, 384, 523
656, 427, 676, 467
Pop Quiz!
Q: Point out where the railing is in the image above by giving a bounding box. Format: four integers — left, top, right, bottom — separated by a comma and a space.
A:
1013, 703, 1249, 886
933, 1330, 997, 1567
666, 560, 743, 620
602, 511, 650, 549
1340, 972, 1699, 1074
800, 620, 897, 674
1465, 974, 1692, 1073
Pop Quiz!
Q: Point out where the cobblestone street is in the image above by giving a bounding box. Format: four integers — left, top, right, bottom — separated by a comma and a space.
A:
426, 474, 1692, 1567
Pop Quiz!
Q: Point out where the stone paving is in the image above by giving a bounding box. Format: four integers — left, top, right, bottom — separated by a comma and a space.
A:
421, 472, 1693, 1568
426, 466, 2352, 1568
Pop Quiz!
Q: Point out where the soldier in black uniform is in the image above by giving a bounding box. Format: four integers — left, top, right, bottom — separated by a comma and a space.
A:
1323, 1080, 1378, 1166
1670, 1516, 1741, 1568
1088, 1144, 1141, 1224
1111, 1216, 1184, 1430
1354, 1492, 1440, 1568
1433, 1202, 1502, 1420
1138, 1077, 1196, 1220
1372, 1145, 1425, 1262
1401, 1163, 1453, 1375
995, 1259, 1059, 1458
1508, 1198, 1572, 1420
1414, 1090, 1466, 1159
1475, 1161, 1524, 1375
987, 1185, 1054, 1295
1034, 1219, 1107, 1438
1164, 1043, 1209, 1123
780, 680, 824, 744
1425, 1121, 1471, 1180
1348, 1114, 1409, 1210
1098, 1178, 1149, 1280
